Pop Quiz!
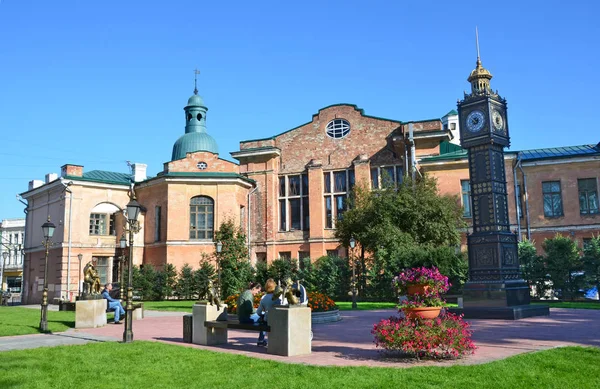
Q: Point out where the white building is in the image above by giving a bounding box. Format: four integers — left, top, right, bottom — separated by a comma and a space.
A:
0, 218, 26, 293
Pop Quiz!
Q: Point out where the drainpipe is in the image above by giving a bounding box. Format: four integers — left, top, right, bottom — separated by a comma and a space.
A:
513, 153, 521, 240
61, 180, 74, 301
516, 157, 531, 240
247, 185, 258, 263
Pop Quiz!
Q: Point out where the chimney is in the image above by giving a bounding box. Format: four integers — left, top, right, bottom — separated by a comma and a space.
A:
28, 180, 44, 190
132, 163, 147, 182
61, 164, 83, 178
45, 173, 58, 183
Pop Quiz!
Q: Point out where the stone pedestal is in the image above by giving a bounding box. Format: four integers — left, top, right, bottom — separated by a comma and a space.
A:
75, 299, 107, 329
449, 281, 550, 319
268, 306, 311, 357
192, 303, 228, 345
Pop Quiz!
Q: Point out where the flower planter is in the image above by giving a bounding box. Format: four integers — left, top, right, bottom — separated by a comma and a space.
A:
311, 309, 341, 324
406, 284, 430, 296
402, 306, 442, 320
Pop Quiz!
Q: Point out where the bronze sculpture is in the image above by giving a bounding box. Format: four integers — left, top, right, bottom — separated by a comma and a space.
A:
83, 261, 101, 295
200, 279, 222, 310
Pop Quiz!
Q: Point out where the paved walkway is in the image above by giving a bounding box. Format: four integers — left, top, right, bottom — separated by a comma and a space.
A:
2, 308, 599, 367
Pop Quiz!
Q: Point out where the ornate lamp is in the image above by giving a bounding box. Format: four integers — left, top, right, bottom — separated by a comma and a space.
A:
123, 197, 142, 343
40, 216, 56, 332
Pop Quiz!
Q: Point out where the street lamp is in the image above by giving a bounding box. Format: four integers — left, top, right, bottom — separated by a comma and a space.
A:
349, 236, 357, 309
40, 216, 56, 332
77, 253, 83, 298
123, 198, 142, 343
119, 234, 127, 300
216, 241, 223, 296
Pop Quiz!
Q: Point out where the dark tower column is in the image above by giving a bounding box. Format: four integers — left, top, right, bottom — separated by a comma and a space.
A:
454, 31, 549, 319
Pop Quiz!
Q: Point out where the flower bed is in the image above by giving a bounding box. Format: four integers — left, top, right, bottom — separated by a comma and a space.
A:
223, 292, 264, 315
372, 266, 475, 360
372, 312, 476, 359
307, 292, 338, 312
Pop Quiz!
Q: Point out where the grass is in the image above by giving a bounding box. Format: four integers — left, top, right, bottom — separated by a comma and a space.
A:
0, 307, 116, 337
0, 307, 75, 337
0, 341, 599, 389
532, 301, 600, 310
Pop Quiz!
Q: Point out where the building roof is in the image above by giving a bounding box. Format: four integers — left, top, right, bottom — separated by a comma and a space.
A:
64, 170, 132, 185
444, 109, 458, 117
172, 132, 219, 160
420, 143, 600, 163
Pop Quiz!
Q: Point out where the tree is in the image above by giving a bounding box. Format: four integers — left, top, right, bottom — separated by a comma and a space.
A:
195, 258, 216, 300
267, 258, 298, 284
154, 263, 177, 300
335, 176, 466, 298
543, 234, 583, 300
582, 235, 600, 296
175, 264, 197, 300
518, 240, 550, 299
214, 219, 254, 299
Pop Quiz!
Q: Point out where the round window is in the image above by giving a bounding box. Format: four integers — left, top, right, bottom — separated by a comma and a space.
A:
326, 119, 350, 139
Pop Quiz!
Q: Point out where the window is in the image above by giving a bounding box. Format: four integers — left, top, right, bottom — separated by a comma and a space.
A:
324, 169, 355, 228
542, 181, 563, 217
279, 252, 291, 261
190, 196, 214, 240
370, 165, 403, 189
326, 249, 338, 257
94, 257, 109, 284
461, 180, 472, 218
89, 213, 107, 235
6, 276, 21, 293
578, 178, 599, 215
154, 206, 161, 242
240, 206, 245, 230
278, 174, 309, 231
326, 119, 351, 139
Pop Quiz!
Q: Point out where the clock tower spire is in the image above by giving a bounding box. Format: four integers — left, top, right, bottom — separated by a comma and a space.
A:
454, 29, 549, 319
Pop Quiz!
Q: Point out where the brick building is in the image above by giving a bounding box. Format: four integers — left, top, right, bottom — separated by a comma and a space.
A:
19, 76, 600, 304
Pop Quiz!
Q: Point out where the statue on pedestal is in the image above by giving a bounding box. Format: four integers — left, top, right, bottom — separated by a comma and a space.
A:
199, 279, 222, 311
82, 261, 102, 298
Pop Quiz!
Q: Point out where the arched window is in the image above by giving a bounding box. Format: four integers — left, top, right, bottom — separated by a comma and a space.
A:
190, 196, 214, 240
89, 202, 120, 236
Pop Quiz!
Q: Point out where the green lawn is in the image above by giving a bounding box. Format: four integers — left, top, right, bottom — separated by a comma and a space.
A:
0, 307, 116, 337
0, 307, 75, 337
0, 341, 598, 389
532, 301, 600, 310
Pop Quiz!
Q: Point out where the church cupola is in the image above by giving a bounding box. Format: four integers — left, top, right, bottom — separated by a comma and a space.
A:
171, 71, 219, 161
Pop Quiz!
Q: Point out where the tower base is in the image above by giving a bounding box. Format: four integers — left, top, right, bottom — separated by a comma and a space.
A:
448, 280, 550, 320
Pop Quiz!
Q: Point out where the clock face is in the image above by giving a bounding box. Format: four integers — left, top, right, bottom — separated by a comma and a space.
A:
492, 110, 504, 132
466, 110, 485, 133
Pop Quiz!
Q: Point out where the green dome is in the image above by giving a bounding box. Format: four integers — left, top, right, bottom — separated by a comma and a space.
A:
172, 132, 219, 160
187, 94, 205, 107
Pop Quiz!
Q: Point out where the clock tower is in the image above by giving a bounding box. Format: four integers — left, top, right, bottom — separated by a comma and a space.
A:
456, 32, 549, 319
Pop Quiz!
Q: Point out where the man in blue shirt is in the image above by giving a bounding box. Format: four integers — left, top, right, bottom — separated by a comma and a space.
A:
101, 283, 125, 324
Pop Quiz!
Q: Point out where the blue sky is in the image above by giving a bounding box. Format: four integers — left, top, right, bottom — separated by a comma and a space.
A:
0, 0, 598, 219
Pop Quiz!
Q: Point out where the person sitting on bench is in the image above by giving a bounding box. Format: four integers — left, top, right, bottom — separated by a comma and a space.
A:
255, 279, 280, 347
101, 283, 125, 324
238, 282, 262, 324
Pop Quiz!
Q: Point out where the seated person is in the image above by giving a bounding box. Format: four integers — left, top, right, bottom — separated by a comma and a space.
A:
101, 283, 125, 324
255, 279, 280, 347
237, 282, 262, 324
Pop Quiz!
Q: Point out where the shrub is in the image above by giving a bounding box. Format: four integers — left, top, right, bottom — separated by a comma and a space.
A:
307, 292, 337, 312
372, 312, 476, 359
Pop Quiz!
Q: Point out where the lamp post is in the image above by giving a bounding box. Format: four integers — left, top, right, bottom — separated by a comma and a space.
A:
77, 253, 83, 298
119, 234, 127, 300
40, 216, 56, 332
1, 251, 8, 291
215, 241, 223, 296
123, 198, 141, 343
349, 236, 357, 309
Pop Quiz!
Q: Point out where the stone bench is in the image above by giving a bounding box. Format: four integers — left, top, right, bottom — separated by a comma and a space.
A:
191, 303, 311, 356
